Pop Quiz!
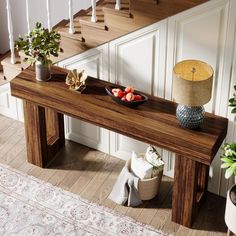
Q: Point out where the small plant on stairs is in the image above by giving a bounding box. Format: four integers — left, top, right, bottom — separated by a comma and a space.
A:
15, 22, 63, 81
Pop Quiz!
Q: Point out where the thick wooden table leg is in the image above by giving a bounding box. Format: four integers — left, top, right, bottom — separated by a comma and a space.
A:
23, 101, 47, 167
172, 155, 210, 227
197, 164, 209, 204
23, 101, 65, 167
172, 154, 205, 228
45, 108, 65, 159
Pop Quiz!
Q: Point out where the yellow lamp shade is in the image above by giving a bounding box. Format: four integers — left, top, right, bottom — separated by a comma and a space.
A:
173, 60, 213, 106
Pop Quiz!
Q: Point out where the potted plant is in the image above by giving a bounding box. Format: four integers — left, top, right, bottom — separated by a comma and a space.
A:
15, 22, 63, 81
221, 88, 236, 236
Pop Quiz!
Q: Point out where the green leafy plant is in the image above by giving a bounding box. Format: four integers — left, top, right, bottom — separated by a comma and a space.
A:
221, 89, 236, 179
221, 143, 236, 179
15, 22, 63, 66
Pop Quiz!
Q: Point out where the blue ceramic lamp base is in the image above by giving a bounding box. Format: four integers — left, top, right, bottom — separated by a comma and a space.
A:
176, 104, 205, 129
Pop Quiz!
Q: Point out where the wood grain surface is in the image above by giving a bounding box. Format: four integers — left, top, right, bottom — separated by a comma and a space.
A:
11, 66, 228, 166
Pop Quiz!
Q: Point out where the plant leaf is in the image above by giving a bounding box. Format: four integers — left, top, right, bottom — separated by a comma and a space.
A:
232, 107, 236, 114
221, 163, 232, 169
221, 157, 234, 163
225, 165, 236, 179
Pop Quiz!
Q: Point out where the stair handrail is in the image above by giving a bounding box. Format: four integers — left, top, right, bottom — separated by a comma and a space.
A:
91, 0, 97, 22
46, 0, 52, 31
68, 0, 75, 34
25, 0, 31, 34
6, 0, 15, 64
115, 0, 121, 10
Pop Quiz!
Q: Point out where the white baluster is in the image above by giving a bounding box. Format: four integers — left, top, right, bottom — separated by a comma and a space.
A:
68, 0, 75, 34
115, 0, 121, 10
91, 0, 97, 23
46, 0, 52, 31
25, 0, 30, 34
6, 0, 15, 64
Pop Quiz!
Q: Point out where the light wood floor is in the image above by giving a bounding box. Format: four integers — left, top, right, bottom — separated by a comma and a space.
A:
0, 115, 228, 236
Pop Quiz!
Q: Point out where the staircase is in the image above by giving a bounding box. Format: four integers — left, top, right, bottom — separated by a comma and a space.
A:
0, 0, 208, 84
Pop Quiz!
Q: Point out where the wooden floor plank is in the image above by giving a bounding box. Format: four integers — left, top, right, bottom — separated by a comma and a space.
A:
69, 151, 110, 195
79, 154, 120, 201
0, 115, 229, 236
91, 159, 124, 206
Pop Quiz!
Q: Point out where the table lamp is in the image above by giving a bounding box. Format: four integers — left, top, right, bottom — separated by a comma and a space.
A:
173, 60, 213, 129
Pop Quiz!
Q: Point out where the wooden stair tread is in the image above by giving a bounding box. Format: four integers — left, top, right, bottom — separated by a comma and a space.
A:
57, 20, 83, 42
57, 29, 83, 42
130, 0, 208, 20
79, 3, 106, 30
53, 36, 90, 63
0, 72, 8, 86
79, 16, 105, 30
0, 51, 11, 71
1, 56, 22, 71
134, 0, 158, 4
103, 4, 131, 18
104, 0, 129, 4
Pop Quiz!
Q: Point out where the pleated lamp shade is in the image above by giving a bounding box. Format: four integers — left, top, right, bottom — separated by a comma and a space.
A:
173, 60, 214, 106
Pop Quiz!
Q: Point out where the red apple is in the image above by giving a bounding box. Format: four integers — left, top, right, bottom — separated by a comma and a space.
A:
126, 92, 135, 101
125, 86, 134, 94
117, 90, 125, 98
121, 96, 127, 101
114, 89, 124, 98
112, 88, 118, 94
134, 95, 142, 101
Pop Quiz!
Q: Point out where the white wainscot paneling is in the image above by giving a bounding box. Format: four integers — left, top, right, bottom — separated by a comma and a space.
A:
109, 20, 169, 172
0, 82, 24, 122
0, 83, 17, 120
221, 0, 236, 194
166, 0, 230, 195
57, 44, 110, 154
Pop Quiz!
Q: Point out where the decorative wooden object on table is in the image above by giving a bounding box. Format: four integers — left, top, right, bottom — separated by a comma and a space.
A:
66, 69, 87, 93
10, 66, 228, 228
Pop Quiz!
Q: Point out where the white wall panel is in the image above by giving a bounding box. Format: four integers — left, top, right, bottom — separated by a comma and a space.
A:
109, 20, 169, 174
58, 44, 110, 154
0, 83, 17, 120
166, 0, 231, 196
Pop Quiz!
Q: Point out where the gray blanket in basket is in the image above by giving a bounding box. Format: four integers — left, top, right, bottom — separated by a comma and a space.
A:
108, 166, 142, 207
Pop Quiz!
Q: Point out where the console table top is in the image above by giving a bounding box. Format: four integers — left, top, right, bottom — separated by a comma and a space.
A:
10, 66, 228, 165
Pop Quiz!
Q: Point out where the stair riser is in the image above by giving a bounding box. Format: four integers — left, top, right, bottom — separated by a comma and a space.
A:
58, 29, 83, 42
104, 12, 139, 32
129, 0, 161, 19
3, 65, 22, 81
81, 26, 122, 47
102, 5, 131, 18
131, 11, 160, 25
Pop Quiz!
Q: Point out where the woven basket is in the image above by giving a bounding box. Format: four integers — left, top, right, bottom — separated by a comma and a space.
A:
126, 158, 163, 200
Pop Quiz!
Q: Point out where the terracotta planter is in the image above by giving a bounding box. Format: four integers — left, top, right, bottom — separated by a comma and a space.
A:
35, 61, 51, 81
225, 182, 236, 235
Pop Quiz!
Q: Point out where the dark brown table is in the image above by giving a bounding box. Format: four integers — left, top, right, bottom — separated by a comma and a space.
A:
10, 66, 228, 228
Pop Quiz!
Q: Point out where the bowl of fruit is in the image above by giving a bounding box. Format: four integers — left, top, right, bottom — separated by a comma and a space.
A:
105, 85, 148, 108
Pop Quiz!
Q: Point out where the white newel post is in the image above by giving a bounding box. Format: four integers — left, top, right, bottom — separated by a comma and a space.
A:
115, 0, 121, 10
46, 0, 52, 31
25, 0, 30, 34
6, 0, 15, 64
91, 0, 97, 23
68, 0, 75, 34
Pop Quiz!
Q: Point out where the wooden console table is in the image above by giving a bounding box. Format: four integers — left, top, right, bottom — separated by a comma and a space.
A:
10, 66, 228, 228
